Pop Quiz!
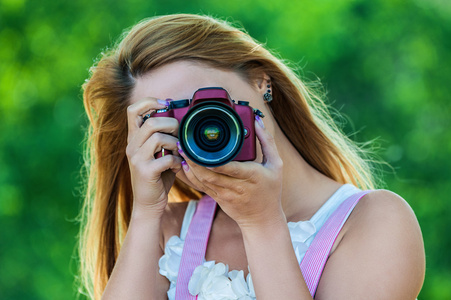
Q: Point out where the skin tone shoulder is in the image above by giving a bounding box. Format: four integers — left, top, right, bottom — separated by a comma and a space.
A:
103, 60, 425, 299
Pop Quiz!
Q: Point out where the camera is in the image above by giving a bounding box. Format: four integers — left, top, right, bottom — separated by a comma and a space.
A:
146, 87, 264, 167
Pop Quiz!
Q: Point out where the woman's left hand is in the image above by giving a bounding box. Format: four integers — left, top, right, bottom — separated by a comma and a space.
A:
176, 116, 285, 229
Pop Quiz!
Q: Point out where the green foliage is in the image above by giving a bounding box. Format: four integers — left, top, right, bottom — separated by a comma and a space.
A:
1, 0, 449, 298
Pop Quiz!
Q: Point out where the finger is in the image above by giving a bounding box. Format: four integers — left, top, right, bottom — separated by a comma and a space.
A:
206, 161, 255, 179
127, 98, 169, 143
179, 161, 220, 198
129, 116, 179, 151
254, 116, 282, 169
174, 148, 255, 204
178, 159, 246, 202
175, 146, 225, 195
150, 154, 184, 175
133, 132, 180, 162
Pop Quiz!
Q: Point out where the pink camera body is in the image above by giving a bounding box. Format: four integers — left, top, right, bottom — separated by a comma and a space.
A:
149, 87, 259, 167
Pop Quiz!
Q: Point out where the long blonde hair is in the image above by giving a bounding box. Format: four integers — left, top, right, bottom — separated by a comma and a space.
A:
79, 14, 376, 299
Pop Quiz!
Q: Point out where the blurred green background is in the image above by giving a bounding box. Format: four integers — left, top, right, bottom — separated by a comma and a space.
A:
1, 0, 450, 299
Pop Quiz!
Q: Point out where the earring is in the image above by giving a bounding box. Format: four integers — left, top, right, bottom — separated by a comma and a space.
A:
263, 81, 273, 103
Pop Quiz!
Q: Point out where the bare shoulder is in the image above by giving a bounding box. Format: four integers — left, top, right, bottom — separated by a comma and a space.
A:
346, 190, 425, 252
159, 201, 190, 249
347, 189, 420, 229
316, 190, 426, 299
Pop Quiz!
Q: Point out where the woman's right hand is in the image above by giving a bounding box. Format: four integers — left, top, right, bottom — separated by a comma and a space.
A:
126, 98, 183, 220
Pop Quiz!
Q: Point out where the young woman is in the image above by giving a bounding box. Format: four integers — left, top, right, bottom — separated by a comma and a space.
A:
79, 14, 425, 299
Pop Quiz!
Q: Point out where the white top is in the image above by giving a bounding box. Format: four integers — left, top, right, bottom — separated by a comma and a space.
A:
159, 184, 360, 300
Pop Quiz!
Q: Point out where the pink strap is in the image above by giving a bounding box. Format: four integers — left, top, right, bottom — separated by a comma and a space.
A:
175, 195, 217, 299
300, 190, 371, 297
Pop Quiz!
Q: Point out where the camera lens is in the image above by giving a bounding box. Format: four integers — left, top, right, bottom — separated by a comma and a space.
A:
203, 125, 220, 142
179, 101, 244, 167
195, 120, 228, 152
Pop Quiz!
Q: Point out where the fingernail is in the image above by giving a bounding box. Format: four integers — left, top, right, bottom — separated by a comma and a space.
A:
157, 99, 170, 106
181, 160, 189, 172
255, 115, 265, 129
177, 142, 183, 154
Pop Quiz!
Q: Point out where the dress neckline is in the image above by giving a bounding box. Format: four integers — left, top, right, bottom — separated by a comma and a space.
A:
160, 183, 362, 300
180, 184, 360, 240
288, 183, 359, 225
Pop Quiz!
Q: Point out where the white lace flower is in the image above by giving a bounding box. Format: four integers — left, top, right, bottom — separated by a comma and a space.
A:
288, 220, 316, 262
246, 271, 256, 298
159, 235, 184, 284
189, 262, 238, 299
229, 270, 253, 300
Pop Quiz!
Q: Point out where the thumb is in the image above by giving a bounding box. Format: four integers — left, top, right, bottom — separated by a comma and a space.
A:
254, 116, 282, 169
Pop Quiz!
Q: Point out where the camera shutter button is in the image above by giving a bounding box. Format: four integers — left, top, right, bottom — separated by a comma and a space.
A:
238, 101, 249, 106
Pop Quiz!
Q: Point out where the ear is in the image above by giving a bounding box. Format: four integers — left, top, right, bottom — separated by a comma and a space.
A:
255, 73, 271, 94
